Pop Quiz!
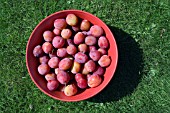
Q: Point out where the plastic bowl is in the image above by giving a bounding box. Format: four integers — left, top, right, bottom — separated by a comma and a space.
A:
26, 10, 118, 102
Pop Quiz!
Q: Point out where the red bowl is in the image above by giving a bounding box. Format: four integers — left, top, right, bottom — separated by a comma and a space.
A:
26, 10, 118, 102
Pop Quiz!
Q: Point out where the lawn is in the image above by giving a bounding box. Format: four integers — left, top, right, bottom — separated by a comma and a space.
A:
0, 0, 170, 112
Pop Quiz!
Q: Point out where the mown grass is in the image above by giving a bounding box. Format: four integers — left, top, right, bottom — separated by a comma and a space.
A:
0, 0, 170, 112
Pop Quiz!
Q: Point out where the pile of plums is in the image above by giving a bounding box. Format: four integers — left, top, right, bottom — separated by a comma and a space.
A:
33, 14, 111, 96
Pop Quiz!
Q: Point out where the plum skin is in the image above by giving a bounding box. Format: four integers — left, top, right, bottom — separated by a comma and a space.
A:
90, 25, 104, 37
84, 60, 96, 72
33, 45, 44, 57
57, 70, 70, 84
43, 30, 54, 42
37, 64, 50, 75
71, 61, 81, 74
74, 32, 85, 45
88, 74, 102, 88
74, 52, 88, 64
48, 57, 60, 68
64, 84, 78, 96
98, 36, 109, 49
47, 80, 59, 91
98, 55, 111, 67
59, 58, 73, 70
66, 14, 78, 26
54, 19, 67, 30
52, 36, 65, 48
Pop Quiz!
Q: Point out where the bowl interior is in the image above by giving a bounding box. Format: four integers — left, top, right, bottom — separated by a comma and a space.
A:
26, 10, 118, 102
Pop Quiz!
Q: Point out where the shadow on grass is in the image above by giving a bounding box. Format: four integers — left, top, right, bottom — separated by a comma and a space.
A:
88, 26, 143, 103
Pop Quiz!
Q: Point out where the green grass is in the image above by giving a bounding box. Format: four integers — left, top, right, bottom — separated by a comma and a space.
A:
0, 0, 170, 112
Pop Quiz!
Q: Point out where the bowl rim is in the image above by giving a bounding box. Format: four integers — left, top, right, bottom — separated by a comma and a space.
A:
26, 9, 118, 102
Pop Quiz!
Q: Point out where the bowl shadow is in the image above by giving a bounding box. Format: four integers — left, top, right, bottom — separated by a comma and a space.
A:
87, 26, 143, 103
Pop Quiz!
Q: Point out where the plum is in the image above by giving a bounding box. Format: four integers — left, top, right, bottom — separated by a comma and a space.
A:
98, 36, 109, 49
88, 74, 102, 88
54, 19, 67, 30
66, 45, 77, 55
59, 58, 73, 70
64, 84, 78, 96
89, 50, 101, 61
54, 68, 60, 75
53, 28, 61, 35
57, 70, 70, 84
39, 56, 50, 64
61, 29, 72, 39
85, 36, 97, 46
80, 20, 91, 31
52, 36, 65, 48
81, 66, 89, 75
86, 31, 92, 35
82, 31, 88, 35
77, 79, 87, 89
66, 14, 78, 26
98, 48, 107, 55
82, 31, 92, 36
75, 73, 85, 82
74, 52, 88, 63
42, 42, 53, 54
43, 30, 54, 42
71, 61, 81, 74
98, 55, 111, 67
84, 60, 96, 72
57, 48, 67, 58
78, 44, 88, 53
48, 57, 60, 68
74, 32, 85, 45
33, 45, 44, 57
72, 26, 80, 32
93, 66, 105, 76
87, 74, 92, 80
89, 46, 96, 52
47, 80, 59, 91
38, 64, 50, 75
90, 25, 104, 37
45, 73, 56, 81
